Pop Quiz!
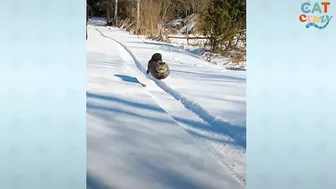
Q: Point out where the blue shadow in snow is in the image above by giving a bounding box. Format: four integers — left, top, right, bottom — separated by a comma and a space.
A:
128, 41, 203, 60
87, 173, 115, 189
170, 69, 246, 83
127, 41, 177, 48
87, 91, 245, 149
173, 116, 246, 149
138, 160, 206, 189
87, 92, 166, 114
87, 103, 174, 125
114, 74, 140, 84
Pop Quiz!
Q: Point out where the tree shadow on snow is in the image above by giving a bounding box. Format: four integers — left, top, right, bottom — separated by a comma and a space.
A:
136, 159, 207, 189
87, 91, 166, 114
170, 69, 246, 83
114, 74, 140, 84
87, 91, 245, 149
127, 41, 203, 60
86, 92, 244, 188
87, 172, 116, 189
173, 116, 246, 149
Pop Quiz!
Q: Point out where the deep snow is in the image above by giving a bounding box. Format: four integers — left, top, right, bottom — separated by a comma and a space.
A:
87, 19, 246, 189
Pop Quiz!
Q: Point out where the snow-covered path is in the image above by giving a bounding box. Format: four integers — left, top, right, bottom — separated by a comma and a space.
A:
87, 23, 245, 189
95, 26, 246, 129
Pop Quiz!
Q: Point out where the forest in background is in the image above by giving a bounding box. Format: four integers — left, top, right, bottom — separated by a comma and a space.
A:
87, 0, 246, 64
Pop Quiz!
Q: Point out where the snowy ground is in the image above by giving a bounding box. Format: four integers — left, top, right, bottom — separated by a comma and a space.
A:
163, 36, 246, 70
87, 19, 246, 189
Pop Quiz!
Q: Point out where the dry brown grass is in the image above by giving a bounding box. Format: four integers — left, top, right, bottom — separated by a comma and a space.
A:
229, 50, 246, 65
127, 0, 162, 37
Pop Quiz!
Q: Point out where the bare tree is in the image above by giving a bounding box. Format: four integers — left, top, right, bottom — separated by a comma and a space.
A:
136, 0, 140, 34
114, 0, 118, 26
155, 0, 173, 42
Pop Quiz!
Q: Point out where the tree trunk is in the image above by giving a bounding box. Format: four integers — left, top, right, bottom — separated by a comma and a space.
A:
185, 7, 189, 45
224, 36, 234, 55
208, 37, 217, 62
136, 0, 140, 35
114, 0, 118, 26
186, 20, 189, 45
156, 22, 170, 43
106, 7, 112, 26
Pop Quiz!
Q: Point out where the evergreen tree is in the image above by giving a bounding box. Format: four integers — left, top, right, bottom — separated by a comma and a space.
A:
202, 0, 245, 60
